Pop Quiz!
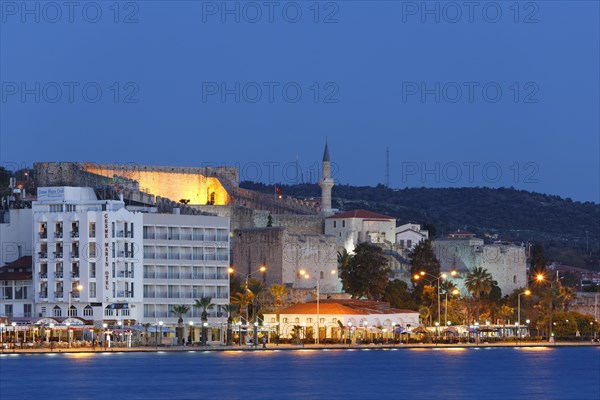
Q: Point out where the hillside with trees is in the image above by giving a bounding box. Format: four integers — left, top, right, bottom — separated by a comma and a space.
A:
240, 181, 600, 270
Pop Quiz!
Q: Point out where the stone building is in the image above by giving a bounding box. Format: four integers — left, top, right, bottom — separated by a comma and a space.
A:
433, 231, 528, 297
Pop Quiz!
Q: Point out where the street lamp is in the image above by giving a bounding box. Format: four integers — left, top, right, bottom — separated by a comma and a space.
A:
0, 323, 4, 352
536, 273, 561, 342
445, 288, 460, 326
188, 321, 194, 345
102, 323, 108, 350
363, 321, 368, 343
11, 322, 16, 349
158, 321, 164, 348
299, 269, 335, 344
414, 270, 457, 327
67, 284, 83, 348
517, 289, 531, 342
231, 265, 267, 348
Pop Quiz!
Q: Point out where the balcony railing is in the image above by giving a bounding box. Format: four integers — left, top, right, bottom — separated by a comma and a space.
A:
54, 232, 63, 239
38, 252, 48, 260
89, 252, 97, 258
70, 251, 79, 258
39, 273, 48, 279
54, 272, 63, 279
39, 292, 48, 299
71, 231, 79, 238
54, 252, 63, 259
39, 232, 47, 239
54, 292, 64, 298
71, 272, 80, 278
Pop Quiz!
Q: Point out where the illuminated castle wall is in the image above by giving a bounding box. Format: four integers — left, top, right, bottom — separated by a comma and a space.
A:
84, 165, 231, 206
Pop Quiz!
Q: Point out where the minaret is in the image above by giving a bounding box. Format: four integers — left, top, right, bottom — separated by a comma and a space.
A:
319, 140, 334, 215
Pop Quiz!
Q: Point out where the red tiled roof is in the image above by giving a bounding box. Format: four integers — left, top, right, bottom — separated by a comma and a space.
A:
278, 303, 363, 315
0, 272, 32, 280
2, 256, 32, 269
327, 210, 395, 220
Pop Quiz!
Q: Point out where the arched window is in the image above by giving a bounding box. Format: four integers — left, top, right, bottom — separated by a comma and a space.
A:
83, 305, 93, 317
53, 305, 62, 317
105, 306, 113, 317
69, 305, 77, 317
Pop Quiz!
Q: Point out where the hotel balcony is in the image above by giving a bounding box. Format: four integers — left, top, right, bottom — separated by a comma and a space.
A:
39, 232, 48, 239
54, 292, 64, 299
54, 272, 63, 279
54, 232, 63, 239
38, 252, 48, 261
54, 252, 63, 259
39, 272, 48, 279
39, 292, 48, 299
71, 272, 80, 278
71, 231, 79, 239
71, 251, 79, 259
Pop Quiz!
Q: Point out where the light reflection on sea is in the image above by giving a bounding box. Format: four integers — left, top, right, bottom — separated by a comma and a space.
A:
0, 347, 598, 400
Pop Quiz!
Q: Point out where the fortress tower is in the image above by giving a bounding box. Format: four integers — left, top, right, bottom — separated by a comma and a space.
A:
319, 141, 335, 216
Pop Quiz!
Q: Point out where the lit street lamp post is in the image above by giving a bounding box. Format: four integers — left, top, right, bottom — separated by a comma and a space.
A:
67, 284, 83, 348
230, 265, 266, 348
517, 289, 531, 343
188, 321, 194, 345
414, 270, 457, 329
158, 321, 164, 348
299, 269, 335, 344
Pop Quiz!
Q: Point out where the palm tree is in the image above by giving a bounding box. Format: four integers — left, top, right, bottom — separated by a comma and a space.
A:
231, 291, 254, 321
222, 304, 237, 345
171, 304, 190, 345
337, 249, 352, 271
194, 297, 215, 346
269, 284, 288, 309
559, 286, 576, 312
464, 267, 494, 323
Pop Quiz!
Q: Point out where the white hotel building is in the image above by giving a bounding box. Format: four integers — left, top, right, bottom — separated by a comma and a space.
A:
31, 187, 231, 329
33, 187, 144, 323
142, 212, 230, 326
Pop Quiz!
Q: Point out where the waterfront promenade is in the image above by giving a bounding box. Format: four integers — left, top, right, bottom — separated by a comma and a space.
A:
1, 341, 598, 354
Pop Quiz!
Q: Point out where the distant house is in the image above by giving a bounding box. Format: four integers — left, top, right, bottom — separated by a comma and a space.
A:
324, 209, 396, 253
395, 223, 429, 252
0, 256, 33, 319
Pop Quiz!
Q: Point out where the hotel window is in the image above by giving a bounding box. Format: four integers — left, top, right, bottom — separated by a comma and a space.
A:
65, 204, 76, 212
282, 318, 288, 323
89, 262, 96, 278
83, 305, 93, 317
307, 318, 312, 323
0, 281, 12, 300
24, 304, 32, 317
4, 304, 13, 317
89, 282, 96, 298
332, 318, 337, 323
320, 318, 325, 324
333, 221, 336, 228
89, 222, 96, 238
69, 305, 77, 317
295, 318, 300, 323
53, 306, 62, 317
407, 240, 412, 248
513, 275, 517, 284
342, 220, 345, 228
105, 307, 113, 316
270, 318, 276, 323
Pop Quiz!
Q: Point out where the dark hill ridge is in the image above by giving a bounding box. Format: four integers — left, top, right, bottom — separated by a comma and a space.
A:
240, 182, 600, 270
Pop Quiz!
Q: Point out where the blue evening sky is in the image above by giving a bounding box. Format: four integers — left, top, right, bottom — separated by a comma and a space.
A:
1, 1, 598, 202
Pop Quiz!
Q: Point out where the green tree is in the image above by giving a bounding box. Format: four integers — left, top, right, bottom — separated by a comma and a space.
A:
231, 291, 254, 321
171, 304, 190, 345
409, 239, 441, 301
269, 284, 289, 309
529, 242, 547, 284
194, 297, 215, 346
464, 267, 494, 322
383, 280, 417, 310
337, 249, 352, 271
339, 243, 391, 299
